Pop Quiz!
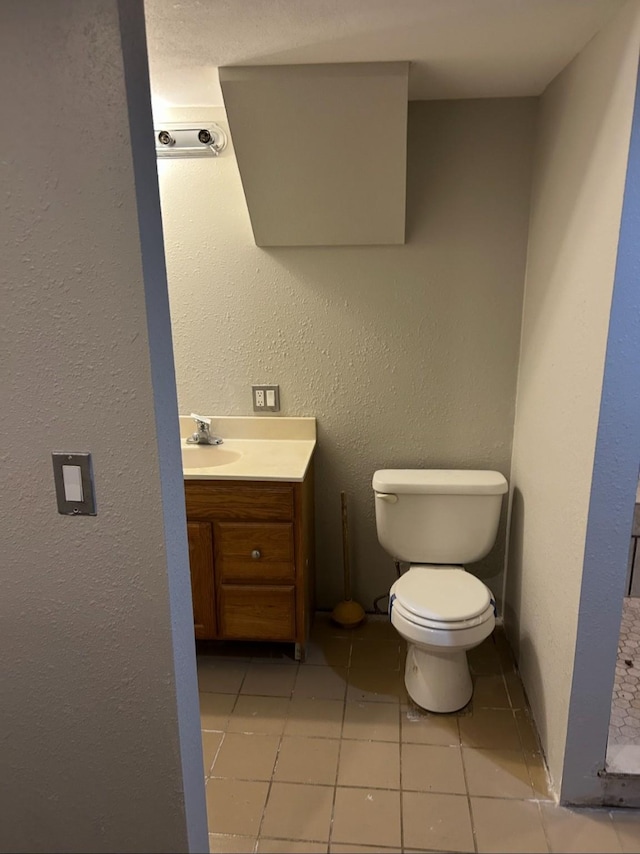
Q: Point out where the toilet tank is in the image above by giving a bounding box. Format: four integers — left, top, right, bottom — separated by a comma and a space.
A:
372, 469, 508, 564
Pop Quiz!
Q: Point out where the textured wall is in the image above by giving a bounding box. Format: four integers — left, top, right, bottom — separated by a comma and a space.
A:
157, 98, 536, 611
0, 2, 206, 851
505, 0, 640, 799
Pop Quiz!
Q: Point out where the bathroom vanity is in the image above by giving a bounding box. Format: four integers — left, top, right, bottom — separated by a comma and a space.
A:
181, 416, 316, 660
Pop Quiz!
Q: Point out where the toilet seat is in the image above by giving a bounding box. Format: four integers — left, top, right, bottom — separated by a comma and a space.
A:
391, 595, 495, 631
391, 565, 492, 625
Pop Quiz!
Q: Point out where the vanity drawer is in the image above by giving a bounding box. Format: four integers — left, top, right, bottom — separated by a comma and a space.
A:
216, 522, 295, 583
218, 584, 295, 641
185, 480, 294, 522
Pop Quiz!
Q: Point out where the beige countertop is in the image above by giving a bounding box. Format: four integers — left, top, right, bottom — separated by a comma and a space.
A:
179, 415, 316, 482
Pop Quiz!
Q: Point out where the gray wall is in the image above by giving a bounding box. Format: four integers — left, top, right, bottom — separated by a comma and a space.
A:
505, 0, 640, 799
0, 2, 206, 850
157, 98, 536, 611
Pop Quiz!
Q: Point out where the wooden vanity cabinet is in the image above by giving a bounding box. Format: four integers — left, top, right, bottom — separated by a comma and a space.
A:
184, 465, 314, 658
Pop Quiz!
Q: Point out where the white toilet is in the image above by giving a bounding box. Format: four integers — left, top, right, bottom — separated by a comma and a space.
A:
372, 469, 508, 713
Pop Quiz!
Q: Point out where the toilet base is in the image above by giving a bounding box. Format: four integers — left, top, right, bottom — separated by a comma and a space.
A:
404, 643, 473, 713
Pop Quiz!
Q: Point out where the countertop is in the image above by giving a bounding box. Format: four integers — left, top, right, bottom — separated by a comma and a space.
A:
179, 415, 316, 482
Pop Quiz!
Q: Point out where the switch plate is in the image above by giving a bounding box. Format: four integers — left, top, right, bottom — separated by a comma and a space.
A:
252, 385, 280, 412
52, 452, 96, 515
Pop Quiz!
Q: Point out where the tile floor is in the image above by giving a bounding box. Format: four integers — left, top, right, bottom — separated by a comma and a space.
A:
199, 614, 640, 853
607, 597, 640, 774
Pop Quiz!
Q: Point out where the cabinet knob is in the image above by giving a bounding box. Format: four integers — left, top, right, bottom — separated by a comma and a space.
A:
251, 549, 261, 560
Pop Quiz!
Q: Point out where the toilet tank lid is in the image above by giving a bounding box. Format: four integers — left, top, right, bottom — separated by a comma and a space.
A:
372, 469, 508, 495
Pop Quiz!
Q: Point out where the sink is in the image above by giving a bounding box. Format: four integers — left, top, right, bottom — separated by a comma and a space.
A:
181, 443, 242, 469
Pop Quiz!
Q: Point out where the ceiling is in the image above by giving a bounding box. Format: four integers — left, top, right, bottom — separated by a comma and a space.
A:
144, 0, 625, 108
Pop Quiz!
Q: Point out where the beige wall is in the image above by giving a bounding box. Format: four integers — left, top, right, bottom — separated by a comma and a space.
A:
505, 0, 640, 797
158, 98, 536, 611
0, 2, 206, 850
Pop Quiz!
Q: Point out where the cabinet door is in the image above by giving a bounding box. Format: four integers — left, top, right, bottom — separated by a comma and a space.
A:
218, 584, 295, 641
187, 521, 216, 639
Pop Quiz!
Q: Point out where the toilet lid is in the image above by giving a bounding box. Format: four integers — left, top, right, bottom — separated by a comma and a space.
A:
393, 567, 491, 622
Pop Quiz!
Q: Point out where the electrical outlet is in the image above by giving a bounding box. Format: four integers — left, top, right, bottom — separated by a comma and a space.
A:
252, 385, 280, 412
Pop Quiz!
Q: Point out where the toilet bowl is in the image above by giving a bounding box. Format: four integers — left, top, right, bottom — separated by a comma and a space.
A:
389, 566, 495, 712
372, 468, 508, 713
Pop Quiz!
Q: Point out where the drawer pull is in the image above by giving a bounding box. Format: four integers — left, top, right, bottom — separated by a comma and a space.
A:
251, 549, 262, 560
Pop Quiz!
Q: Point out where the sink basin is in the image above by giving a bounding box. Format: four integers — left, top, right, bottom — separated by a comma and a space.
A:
181, 444, 242, 469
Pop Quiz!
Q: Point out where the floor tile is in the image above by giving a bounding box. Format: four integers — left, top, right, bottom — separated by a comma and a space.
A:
205, 778, 269, 836
401, 744, 466, 794
516, 708, 542, 752
338, 739, 400, 789
471, 796, 548, 853
202, 731, 224, 776
227, 695, 290, 735
275, 735, 340, 785
458, 707, 521, 750
342, 702, 400, 742
310, 613, 353, 640
209, 834, 256, 853
305, 637, 352, 667
295, 665, 348, 700
211, 732, 280, 781
608, 597, 640, 755
347, 667, 403, 704
332, 787, 401, 848
401, 704, 459, 745
539, 802, 623, 853
402, 791, 474, 852
611, 809, 640, 853
463, 747, 534, 798
494, 629, 517, 672
284, 697, 344, 739
241, 663, 298, 697
347, 617, 398, 641
261, 782, 334, 842
250, 646, 298, 666
350, 640, 401, 671
468, 636, 502, 675
504, 668, 528, 709
200, 693, 237, 731
198, 659, 249, 694
473, 674, 510, 708
257, 840, 327, 853
525, 750, 553, 800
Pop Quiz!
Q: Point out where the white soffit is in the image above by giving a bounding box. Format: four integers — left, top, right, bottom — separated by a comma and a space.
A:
145, 0, 624, 107
219, 62, 409, 246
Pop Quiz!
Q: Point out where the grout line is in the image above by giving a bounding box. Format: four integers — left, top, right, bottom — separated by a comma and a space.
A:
535, 798, 552, 853
254, 663, 300, 846
459, 733, 479, 854
327, 636, 351, 851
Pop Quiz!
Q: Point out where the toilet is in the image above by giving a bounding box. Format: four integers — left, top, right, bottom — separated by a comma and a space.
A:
372, 468, 508, 713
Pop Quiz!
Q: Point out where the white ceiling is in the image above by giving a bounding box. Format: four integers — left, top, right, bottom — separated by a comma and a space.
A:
144, 0, 625, 108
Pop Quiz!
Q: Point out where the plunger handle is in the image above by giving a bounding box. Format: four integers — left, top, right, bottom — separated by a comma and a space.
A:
341, 491, 352, 601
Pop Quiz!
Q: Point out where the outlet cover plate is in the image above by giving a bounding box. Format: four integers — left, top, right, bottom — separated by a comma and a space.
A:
252, 385, 280, 412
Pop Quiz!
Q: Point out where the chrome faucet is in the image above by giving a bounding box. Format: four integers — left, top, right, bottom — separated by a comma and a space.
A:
186, 413, 223, 445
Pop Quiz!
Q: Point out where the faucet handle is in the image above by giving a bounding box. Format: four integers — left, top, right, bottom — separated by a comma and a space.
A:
190, 413, 211, 428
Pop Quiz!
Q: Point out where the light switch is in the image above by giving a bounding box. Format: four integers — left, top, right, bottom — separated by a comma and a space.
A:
266, 388, 276, 407
52, 452, 96, 515
62, 465, 84, 502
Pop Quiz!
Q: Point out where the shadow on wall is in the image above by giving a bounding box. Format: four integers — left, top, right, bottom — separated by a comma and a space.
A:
506, 486, 549, 772
504, 486, 525, 660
